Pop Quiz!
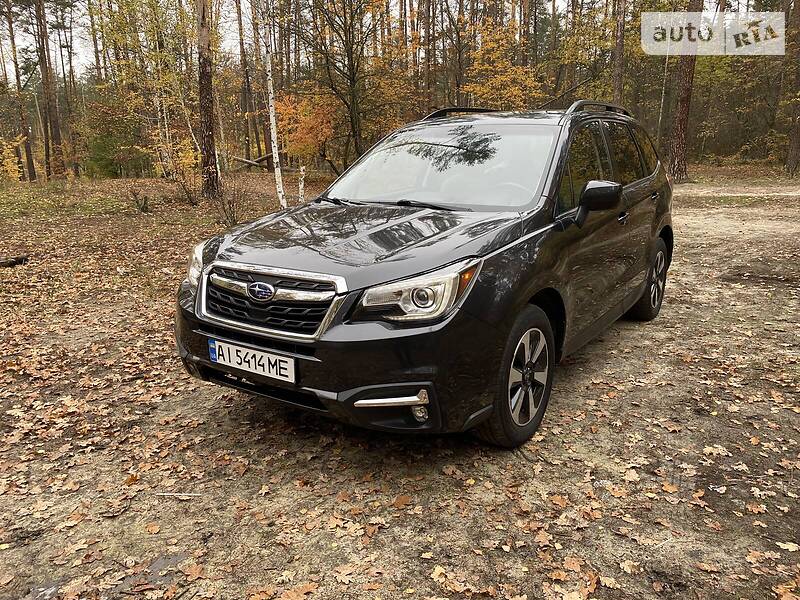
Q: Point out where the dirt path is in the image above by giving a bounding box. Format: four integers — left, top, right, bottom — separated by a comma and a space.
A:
0, 179, 798, 600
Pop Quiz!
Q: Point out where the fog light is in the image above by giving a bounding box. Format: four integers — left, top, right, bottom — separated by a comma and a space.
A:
411, 406, 429, 422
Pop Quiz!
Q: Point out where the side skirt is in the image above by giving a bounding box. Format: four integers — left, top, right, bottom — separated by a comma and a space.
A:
561, 280, 647, 358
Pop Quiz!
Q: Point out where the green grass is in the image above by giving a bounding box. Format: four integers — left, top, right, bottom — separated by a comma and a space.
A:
0, 182, 128, 219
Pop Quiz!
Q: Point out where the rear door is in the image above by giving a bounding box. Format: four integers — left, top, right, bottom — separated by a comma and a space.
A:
601, 120, 652, 301
554, 121, 623, 333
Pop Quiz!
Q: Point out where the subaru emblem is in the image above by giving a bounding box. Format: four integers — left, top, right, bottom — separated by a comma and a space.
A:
247, 281, 276, 302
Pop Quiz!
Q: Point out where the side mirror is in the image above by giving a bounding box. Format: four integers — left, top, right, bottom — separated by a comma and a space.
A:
574, 180, 622, 228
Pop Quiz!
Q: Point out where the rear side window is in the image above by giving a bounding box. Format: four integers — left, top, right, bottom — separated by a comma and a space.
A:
604, 121, 644, 186
632, 126, 659, 175
557, 125, 604, 213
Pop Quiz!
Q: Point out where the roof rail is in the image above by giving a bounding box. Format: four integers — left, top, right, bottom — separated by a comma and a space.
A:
563, 100, 631, 117
423, 107, 497, 120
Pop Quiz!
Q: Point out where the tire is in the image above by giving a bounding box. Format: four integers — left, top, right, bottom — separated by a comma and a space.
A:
627, 237, 668, 321
475, 305, 555, 448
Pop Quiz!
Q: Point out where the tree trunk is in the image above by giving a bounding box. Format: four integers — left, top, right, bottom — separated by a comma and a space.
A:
197, 0, 221, 197
4, 0, 36, 181
57, 24, 78, 177
784, 0, 800, 174
265, 17, 286, 208
87, 0, 103, 79
234, 0, 252, 162
668, 0, 703, 182
34, 0, 66, 178
612, 0, 625, 104
249, 0, 265, 158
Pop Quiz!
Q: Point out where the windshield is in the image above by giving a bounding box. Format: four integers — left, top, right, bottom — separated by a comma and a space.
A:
325, 123, 557, 211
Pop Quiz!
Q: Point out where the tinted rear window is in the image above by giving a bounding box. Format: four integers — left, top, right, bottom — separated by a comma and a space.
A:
632, 126, 659, 175
604, 121, 645, 186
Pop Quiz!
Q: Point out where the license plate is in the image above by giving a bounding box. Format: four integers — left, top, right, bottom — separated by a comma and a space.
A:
208, 339, 295, 383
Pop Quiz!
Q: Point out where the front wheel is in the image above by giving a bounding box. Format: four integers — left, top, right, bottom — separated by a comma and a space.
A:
475, 305, 555, 448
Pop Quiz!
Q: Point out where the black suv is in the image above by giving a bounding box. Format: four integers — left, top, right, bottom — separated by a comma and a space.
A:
175, 100, 673, 447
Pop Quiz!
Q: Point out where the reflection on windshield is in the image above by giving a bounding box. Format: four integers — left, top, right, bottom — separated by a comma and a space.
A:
325, 123, 556, 210
400, 125, 501, 170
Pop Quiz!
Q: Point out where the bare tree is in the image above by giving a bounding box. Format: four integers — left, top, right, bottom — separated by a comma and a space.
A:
292, 0, 380, 163
34, 0, 66, 178
4, 0, 36, 180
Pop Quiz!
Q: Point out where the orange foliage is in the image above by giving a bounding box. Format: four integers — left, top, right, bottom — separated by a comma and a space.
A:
275, 93, 336, 162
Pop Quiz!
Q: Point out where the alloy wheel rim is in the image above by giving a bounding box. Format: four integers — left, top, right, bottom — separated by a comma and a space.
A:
649, 250, 666, 309
508, 328, 549, 427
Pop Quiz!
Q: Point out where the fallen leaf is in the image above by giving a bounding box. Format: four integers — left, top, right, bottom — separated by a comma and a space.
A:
777, 542, 799, 552
333, 564, 355, 584
599, 575, 619, 589
620, 560, 640, 574
662, 481, 679, 493
392, 495, 412, 509
563, 556, 583, 572
182, 563, 204, 581
431, 565, 447, 582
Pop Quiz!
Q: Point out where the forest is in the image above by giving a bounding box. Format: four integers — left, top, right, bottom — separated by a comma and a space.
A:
2, 0, 800, 598
0, 0, 798, 201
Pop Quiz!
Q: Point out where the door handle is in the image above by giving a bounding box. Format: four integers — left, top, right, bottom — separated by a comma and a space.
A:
650, 191, 660, 201
618, 212, 630, 225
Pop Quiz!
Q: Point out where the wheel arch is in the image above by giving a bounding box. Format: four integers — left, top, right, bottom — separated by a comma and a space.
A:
528, 288, 567, 362
658, 225, 674, 266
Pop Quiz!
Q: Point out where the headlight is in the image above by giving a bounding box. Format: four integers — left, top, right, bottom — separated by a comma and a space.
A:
358, 259, 481, 322
187, 241, 205, 289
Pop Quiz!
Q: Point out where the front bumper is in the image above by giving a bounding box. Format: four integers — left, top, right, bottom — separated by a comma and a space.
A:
175, 281, 505, 433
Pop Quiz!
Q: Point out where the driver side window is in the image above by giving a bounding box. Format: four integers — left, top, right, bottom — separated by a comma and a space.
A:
557, 124, 605, 214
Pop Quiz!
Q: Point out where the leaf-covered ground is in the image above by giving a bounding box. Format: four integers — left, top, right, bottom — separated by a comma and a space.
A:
0, 168, 798, 600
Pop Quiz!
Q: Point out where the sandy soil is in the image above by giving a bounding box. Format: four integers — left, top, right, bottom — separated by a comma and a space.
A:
0, 174, 798, 600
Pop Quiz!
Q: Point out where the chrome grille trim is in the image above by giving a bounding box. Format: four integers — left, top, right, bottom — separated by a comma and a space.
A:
208, 273, 336, 303
196, 260, 348, 342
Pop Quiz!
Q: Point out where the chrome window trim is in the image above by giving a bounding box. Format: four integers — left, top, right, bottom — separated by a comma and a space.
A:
196, 260, 348, 343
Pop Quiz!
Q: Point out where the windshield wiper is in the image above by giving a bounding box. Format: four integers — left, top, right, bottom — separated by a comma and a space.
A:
394, 198, 470, 212
316, 196, 363, 206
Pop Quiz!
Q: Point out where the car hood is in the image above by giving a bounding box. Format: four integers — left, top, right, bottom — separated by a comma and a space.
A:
210, 202, 522, 290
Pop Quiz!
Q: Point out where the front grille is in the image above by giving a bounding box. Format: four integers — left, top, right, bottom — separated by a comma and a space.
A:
204, 266, 335, 336
213, 267, 335, 292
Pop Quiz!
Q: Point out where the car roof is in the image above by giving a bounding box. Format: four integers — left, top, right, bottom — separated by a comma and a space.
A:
405, 109, 637, 129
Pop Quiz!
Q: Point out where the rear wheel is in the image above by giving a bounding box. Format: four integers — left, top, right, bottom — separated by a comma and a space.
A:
627, 237, 668, 321
475, 305, 555, 448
